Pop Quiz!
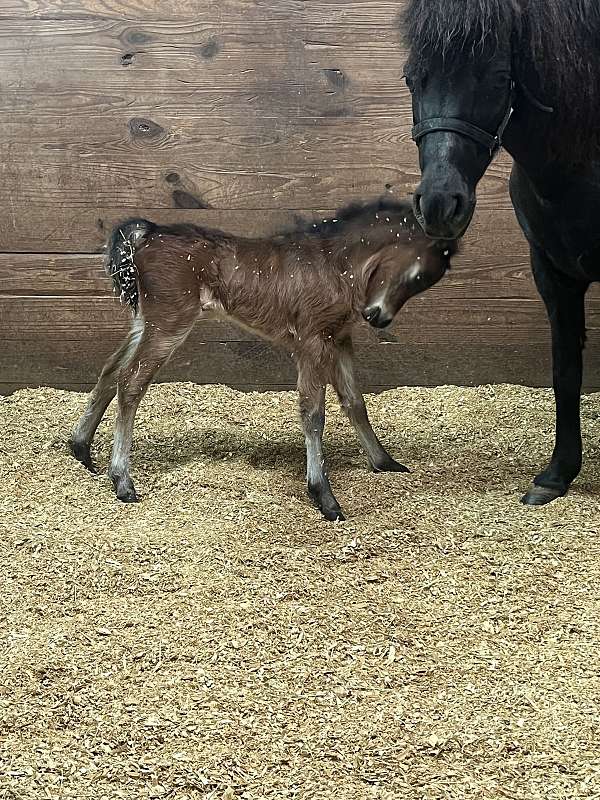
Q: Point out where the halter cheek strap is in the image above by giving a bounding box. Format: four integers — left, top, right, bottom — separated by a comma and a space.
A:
411, 81, 515, 155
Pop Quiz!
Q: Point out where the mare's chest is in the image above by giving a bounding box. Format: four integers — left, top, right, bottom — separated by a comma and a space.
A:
510, 162, 600, 282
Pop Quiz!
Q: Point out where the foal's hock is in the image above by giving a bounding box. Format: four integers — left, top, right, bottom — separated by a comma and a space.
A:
71, 198, 456, 520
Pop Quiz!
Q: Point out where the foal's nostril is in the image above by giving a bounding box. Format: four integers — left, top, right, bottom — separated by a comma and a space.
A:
362, 306, 381, 325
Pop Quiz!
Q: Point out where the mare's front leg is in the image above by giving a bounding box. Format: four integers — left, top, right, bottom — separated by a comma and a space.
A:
332, 336, 408, 473
296, 361, 345, 521
522, 245, 588, 505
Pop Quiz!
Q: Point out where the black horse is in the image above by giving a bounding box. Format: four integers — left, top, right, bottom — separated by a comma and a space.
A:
402, 0, 600, 505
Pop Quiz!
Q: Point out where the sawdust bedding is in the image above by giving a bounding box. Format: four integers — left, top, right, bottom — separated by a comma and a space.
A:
1, 382, 600, 800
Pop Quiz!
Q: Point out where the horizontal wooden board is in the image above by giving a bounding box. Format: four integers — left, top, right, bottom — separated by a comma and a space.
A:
0, 240, 534, 301
0, 202, 522, 254
0, 17, 405, 93
0, 0, 407, 22
3, 284, 600, 344
3, 251, 600, 392
0, 86, 409, 122
0, 138, 510, 215
2, 340, 566, 394
0, 117, 511, 198
0, 210, 319, 254
2, 295, 562, 344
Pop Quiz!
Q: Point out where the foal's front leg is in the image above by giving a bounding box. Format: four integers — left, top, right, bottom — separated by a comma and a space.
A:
332, 336, 408, 473
296, 362, 345, 521
523, 246, 588, 505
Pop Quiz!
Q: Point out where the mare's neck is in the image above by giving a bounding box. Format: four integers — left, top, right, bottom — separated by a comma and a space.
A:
503, 104, 597, 200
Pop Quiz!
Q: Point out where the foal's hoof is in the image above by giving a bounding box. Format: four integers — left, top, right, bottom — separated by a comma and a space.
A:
117, 486, 139, 503
69, 439, 97, 473
373, 457, 410, 474
111, 476, 139, 503
521, 484, 567, 506
321, 505, 346, 522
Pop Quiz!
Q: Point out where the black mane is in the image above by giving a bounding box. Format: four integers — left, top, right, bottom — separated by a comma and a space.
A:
402, 0, 600, 163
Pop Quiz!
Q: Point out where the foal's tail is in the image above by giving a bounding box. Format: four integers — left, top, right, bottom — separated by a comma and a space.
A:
105, 218, 156, 313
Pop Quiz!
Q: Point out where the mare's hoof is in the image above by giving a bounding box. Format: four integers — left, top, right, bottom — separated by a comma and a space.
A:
373, 458, 410, 474
69, 439, 97, 473
521, 484, 567, 506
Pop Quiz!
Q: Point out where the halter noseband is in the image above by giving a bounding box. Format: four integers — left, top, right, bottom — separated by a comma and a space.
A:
411, 81, 516, 155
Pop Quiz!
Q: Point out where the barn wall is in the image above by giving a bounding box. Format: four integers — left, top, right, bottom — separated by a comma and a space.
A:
1, 0, 599, 393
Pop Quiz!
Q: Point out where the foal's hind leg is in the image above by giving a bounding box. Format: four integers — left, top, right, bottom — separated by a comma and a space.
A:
297, 360, 345, 521
109, 322, 194, 502
70, 318, 145, 472
332, 336, 408, 473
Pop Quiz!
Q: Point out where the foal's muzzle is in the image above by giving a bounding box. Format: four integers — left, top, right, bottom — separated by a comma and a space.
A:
363, 305, 392, 329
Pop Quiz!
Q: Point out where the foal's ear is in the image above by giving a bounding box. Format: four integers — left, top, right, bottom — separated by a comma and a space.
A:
360, 250, 383, 277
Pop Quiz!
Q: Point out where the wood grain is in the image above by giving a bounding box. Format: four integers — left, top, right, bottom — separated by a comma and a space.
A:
0, 247, 536, 301
0, 0, 407, 22
0, 12, 513, 214
1, 339, 563, 394
2, 0, 597, 392
0, 202, 521, 254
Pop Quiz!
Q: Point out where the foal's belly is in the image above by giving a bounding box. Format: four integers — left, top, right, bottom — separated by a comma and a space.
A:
196, 303, 291, 350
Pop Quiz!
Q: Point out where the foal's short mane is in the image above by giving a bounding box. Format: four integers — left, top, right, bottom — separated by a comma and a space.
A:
301, 197, 415, 239
139, 198, 416, 246
402, 0, 600, 163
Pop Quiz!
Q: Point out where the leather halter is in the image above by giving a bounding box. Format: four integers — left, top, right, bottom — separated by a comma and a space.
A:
411, 81, 516, 155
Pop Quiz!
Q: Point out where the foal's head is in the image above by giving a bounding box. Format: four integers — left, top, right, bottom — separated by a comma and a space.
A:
361, 236, 456, 328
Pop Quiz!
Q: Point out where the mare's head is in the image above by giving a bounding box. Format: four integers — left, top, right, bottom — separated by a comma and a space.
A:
403, 0, 515, 239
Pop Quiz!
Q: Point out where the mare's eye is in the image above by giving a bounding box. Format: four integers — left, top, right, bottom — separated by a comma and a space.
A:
403, 71, 419, 92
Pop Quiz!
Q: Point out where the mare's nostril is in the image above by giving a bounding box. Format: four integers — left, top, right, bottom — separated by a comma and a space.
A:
453, 194, 465, 219
414, 192, 423, 219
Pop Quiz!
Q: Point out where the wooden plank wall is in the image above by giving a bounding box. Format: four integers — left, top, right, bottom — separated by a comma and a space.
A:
1, 0, 599, 394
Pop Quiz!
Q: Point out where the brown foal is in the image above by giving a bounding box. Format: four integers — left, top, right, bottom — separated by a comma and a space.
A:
71, 197, 456, 520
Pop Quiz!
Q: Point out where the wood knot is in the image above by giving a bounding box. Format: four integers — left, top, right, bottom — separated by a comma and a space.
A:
323, 68, 347, 90
199, 38, 220, 59
127, 30, 152, 45
128, 118, 164, 139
